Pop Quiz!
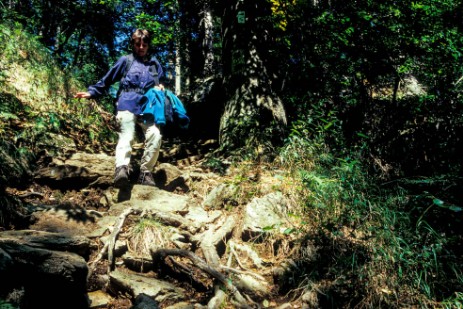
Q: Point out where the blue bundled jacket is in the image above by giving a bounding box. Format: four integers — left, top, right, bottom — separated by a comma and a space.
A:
142, 88, 190, 129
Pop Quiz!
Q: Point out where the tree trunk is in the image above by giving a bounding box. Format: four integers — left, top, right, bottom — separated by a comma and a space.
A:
175, 42, 182, 95
219, 0, 287, 153
202, 3, 215, 77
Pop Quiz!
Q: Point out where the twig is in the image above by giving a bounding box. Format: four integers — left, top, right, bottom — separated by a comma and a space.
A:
17, 191, 44, 198
229, 242, 248, 271
220, 265, 266, 282
455, 75, 463, 85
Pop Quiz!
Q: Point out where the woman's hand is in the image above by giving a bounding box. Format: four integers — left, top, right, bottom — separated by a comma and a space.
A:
74, 92, 92, 99
154, 84, 165, 91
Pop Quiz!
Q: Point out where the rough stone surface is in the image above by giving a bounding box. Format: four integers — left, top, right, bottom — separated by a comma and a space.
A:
88, 290, 113, 309
201, 183, 238, 209
109, 270, 186, 303
242, 191, 290, 240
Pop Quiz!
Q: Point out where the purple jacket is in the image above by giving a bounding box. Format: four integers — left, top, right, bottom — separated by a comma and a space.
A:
88, 54, 163, 115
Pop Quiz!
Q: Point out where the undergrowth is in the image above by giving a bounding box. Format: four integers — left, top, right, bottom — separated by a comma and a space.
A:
0, 21, 118, 229
0, 21, 117, 158
278, 100, 463, 308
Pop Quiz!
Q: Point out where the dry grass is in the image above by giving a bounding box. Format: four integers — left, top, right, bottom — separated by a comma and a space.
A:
126, 219, 171, 257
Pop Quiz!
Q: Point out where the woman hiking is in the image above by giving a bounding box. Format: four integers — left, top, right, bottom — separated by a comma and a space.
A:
74, 29, 164, 188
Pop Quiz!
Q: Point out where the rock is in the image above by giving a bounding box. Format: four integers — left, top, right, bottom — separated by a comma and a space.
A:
109, 185, 190, 214
183, 205, 222, 228
201, 183, 238, 209
86, 215, 118, 238
0, 229, 91, 257
402, 75, 426, 97
28, 207, 101, 239
0, 230, 91, 308
109, 270, 186, 305
34, 152, 114, 188
0, 241, 89, 309
88, 290, 113, 309
165, 301, 195, 309
4, 148, 306, 308
242, 192, 290, 241
100, 235, 127, 258
36, 133, 77, 155
130, 293, 160, 309
154, 163, 184, 191
0, 247, 13, 274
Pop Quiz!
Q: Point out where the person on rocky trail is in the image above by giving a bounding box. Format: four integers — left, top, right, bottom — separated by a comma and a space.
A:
74, 29, 164, 188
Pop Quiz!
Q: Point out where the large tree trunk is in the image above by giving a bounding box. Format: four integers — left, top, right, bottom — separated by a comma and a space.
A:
219, 0, 287, 153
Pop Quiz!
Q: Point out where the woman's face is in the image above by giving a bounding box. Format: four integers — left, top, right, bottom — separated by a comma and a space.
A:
134, 39, 149, 58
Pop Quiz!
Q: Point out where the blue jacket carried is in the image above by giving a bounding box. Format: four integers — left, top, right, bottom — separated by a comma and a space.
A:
142, 88, 190, 129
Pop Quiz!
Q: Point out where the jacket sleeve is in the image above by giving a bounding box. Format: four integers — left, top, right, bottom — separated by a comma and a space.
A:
166, 90, 190, 129
88, 56, 127, 97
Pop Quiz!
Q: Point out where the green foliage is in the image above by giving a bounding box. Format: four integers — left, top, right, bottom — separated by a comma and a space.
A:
202, 156, 228, 175
0, 140, 32, 189
134, 12, 174, 47
277, 0, 463, 183
279, 104, 463, 306
0, 21, 117, 192
0, 299, 18, 309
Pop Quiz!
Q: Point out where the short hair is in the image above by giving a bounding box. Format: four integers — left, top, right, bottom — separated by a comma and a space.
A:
130, 29, 151, 48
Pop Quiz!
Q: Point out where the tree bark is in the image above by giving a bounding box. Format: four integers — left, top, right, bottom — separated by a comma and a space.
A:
202, 2, 215, 77
175, 42, 182, 95
219, 0, 287, 152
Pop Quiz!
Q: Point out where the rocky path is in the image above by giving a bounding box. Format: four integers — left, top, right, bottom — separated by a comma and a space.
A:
0, 140, 311, 309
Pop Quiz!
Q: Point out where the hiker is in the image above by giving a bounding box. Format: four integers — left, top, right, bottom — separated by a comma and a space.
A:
74, 29, 164, 188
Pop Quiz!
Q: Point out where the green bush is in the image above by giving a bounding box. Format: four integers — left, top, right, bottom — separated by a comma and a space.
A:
279, 106, 463, 307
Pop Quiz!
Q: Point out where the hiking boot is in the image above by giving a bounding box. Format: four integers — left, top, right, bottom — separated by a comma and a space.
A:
138, 170, 156, 186
114, 165, 130, 188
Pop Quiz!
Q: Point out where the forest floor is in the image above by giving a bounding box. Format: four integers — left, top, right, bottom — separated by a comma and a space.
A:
3, 136, 312, 309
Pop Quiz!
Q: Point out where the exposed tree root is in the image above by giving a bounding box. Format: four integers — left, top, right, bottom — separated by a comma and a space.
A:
88, 207, 135, 278
143, 209, 198, 234
164, 255, 210, 290
151, 248, 251, 308
107, 207, 135, 272
208, 285, 227, 309
88, 240, 109, 280
194, 215, 237, 267
229, 240, 266, 269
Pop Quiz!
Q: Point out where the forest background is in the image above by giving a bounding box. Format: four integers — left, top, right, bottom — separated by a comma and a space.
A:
1, 0, 463, 307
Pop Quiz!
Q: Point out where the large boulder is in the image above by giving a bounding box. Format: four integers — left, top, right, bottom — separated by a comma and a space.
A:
0, 230, 91, 309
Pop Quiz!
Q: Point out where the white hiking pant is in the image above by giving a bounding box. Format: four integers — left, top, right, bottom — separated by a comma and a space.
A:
115, 110, 162, 172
